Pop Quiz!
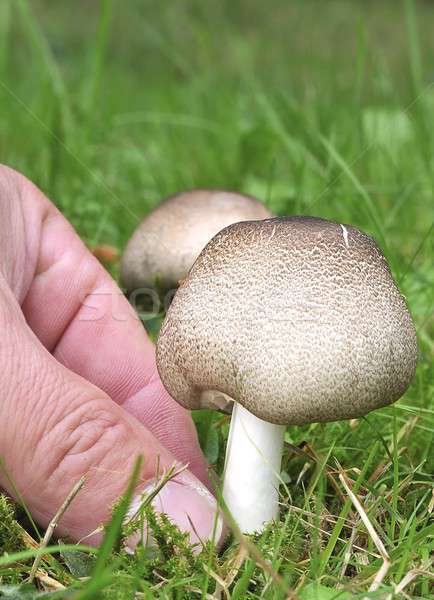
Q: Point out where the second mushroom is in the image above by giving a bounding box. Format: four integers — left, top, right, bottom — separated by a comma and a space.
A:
120, 189, 272, 299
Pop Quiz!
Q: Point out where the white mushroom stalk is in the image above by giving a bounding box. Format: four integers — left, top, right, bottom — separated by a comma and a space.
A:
222, 403, 285, 533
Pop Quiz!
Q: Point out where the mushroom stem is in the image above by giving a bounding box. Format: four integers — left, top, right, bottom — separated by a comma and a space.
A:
222, 402, 285, 533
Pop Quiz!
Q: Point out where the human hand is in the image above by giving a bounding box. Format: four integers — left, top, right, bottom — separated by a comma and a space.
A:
0, 165, 220, 548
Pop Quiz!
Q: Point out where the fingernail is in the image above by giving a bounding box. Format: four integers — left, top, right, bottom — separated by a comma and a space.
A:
124, 471, 223, 553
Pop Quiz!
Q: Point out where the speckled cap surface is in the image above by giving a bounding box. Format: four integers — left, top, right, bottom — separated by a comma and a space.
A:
156, 217, 418, 425
120, 189, 272, 294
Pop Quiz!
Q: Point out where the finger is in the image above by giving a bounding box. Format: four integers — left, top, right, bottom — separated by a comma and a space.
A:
0, 278, 221, 546
17, 175, 156, 402
0, 165, 209, 484
122, 372, 210, 486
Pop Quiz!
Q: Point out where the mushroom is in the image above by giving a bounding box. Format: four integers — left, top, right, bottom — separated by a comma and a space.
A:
156, 216, 418, 534
120, 189, 272, 298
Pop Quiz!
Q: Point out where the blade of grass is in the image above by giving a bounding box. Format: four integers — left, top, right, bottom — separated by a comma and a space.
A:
403, 0, 423, 94
255, 92, 326, 179
398, 220, 434, 284
309, 468, 326, 579
0, 544, 95, 568
317, 134, 388, 252
0, 457, 41, 540
14, 0, 73, 137
338, 468, 390, 593
78, 455, 144, 598
362, 416, 394, 465
318, 441, 379, 576
354, 16, 367, 110
395, 512, 417, 582
0, 0, 11, 74
361, 522, 434, 581
82, 0, 114, 117
389, 408, 399, 542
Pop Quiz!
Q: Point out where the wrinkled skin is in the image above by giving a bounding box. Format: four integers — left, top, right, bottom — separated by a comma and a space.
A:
0, 165, 214, 544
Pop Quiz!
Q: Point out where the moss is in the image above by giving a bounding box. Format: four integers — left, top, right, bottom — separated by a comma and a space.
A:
118, 502, 219, 598
0, 495, 25, 556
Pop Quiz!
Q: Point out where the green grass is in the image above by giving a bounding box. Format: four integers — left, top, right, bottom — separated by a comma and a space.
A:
0, 0, 433, 597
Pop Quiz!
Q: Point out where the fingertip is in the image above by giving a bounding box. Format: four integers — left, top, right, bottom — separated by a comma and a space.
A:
124, 469, 224, 554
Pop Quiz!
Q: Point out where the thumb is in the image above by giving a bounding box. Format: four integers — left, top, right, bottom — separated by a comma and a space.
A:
0, 279, 221, 548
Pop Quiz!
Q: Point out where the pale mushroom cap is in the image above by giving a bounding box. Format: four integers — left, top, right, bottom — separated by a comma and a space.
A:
156, 216, 418, 425
120, 189, 272, 294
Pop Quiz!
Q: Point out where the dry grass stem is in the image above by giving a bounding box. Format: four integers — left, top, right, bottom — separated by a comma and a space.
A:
338, 467, 390, 593
28, 475, 86, 583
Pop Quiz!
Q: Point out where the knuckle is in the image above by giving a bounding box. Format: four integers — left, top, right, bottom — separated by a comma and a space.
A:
33, 393, 128, 490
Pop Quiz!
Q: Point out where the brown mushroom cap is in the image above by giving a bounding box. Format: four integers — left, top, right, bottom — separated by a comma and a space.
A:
156, 216, 418, 425
120, 189, 272, 294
